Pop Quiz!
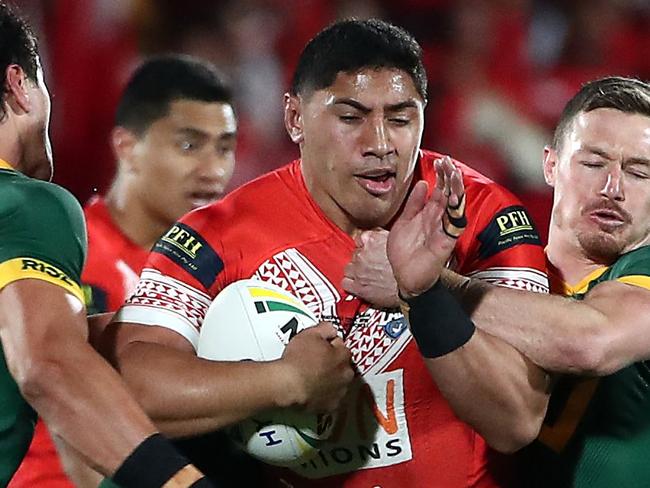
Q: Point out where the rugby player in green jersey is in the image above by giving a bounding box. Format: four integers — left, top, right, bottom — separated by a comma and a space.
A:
381, 76, 650, 487
0, 3, 215, 487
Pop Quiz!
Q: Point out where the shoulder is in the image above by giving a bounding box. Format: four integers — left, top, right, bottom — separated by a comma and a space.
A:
611, 246, 650, 280
419, 149, 522, 206
2, 177, 85, 241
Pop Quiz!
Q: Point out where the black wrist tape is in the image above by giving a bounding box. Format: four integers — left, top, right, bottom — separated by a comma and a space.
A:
442, 194, 467, 239
402, 282, 475, 358
112, 433, 210, 488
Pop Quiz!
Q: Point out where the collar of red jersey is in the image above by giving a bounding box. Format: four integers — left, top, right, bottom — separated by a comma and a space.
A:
0, 159, 14, 171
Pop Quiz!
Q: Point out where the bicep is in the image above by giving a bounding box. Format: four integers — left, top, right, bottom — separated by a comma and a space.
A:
102, 320, 196, 366
583, 280, 650, 369
0, 279, 87, 379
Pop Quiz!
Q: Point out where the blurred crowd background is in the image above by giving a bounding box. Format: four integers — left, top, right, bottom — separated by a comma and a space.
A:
16, 0, 650, 241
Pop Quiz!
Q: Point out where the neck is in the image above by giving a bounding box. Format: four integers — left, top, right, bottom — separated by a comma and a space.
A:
105, 175, 170, 250
0, 127, 23, 173
546, 220, 603, 286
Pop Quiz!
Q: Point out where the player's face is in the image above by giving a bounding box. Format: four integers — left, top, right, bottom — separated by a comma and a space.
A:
24, 66, 53, 180
288, 68, 425, 234
546, 108, 650, 262
130, 99, 237, 225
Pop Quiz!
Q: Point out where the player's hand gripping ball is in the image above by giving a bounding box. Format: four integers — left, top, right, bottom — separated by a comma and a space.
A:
197, 279, 336, 467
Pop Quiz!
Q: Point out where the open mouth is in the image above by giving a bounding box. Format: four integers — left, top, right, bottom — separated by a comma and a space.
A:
354, 170, 397, 196
188, 191, 221, 209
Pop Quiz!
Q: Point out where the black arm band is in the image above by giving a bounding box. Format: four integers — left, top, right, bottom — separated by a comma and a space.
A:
402, 282, 476, 358
112, 433, 212, 488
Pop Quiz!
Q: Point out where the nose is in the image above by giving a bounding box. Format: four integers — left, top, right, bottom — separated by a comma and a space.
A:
198, 153, 234, 192
601, 165, 625, 201
362, 116, 395, 160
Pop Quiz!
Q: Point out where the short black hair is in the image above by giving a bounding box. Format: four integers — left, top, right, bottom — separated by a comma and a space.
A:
290, 18, 427, 102
0, 2, 39, 118
553, 76, 650, 152
115, 54, 234, 135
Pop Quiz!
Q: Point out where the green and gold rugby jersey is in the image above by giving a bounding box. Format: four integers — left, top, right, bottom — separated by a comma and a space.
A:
525, 245, 650, 488
0, 160, 86, 486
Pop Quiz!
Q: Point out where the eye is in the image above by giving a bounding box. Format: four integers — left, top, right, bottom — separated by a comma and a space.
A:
627, 168, 650, 179
581, 161, 605, 168
179, 140, 194, 151
217, 143, 236, 156
389, 117, 410, 126
339, 115, 361, 124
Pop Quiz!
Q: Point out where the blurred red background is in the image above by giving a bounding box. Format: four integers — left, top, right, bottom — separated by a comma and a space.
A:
16, 0, 650, 242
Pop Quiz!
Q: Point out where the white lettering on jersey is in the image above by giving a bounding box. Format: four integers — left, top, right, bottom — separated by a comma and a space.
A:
292, 370, 411, 478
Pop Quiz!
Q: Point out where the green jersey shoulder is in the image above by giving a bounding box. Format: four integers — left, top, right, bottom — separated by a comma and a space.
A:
0, 169, 87, 485
531, 245, 650, 488
0, 169, 87, 301
579, 246, 650, 297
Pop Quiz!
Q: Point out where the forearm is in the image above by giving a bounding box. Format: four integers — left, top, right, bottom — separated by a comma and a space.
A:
51, 435, 104, 488
424, 329, 550, 452
115, 342, 294, 438
15, 339, 157, 476
442, 270, 609, 374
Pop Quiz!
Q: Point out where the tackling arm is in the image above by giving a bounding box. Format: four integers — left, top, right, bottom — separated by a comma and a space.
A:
444, 271, 650, 376
0, 279, 156, 476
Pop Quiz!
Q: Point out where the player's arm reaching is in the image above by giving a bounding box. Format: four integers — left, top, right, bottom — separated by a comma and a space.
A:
442, 266, 650, 376
385, 158, 550, 453
0, 188, 214, 487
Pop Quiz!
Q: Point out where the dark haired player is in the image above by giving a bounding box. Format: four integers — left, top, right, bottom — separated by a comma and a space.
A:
0, 4, 215, 487
11, 54, 238, 487
106, 19, 549, 487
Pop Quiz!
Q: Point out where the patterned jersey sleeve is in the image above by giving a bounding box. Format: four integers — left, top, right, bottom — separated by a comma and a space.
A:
0, 180, 87, 305
454, 178, 549, 293
114, 206, 225, 350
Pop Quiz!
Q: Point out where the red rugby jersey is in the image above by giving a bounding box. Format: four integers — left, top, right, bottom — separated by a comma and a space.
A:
9, 197, 149, 488
117, 151, 548, 488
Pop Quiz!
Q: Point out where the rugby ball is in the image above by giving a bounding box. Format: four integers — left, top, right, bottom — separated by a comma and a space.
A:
197, 279, 336, 467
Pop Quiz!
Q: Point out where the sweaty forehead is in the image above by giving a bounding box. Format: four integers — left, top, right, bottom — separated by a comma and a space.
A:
165, 99, 237, 133
323, 68, 422, 105
566, 109, 650, 155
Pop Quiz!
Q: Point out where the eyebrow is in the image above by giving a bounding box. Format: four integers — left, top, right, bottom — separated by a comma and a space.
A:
581, 145, 650, 166
580, 145, 614, 160
626, 157, 650, 167
332, 97, 419, 113
176, 127, 207, 138
176, 127, 237, 139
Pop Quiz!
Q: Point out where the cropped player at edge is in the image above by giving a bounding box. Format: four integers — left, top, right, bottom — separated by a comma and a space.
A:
107, 19, 549, 487
0, 3, 214, 487
11, 54, 241, 488
384, 77, 650, 487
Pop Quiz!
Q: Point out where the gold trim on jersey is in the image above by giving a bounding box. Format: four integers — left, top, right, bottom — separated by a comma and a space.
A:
0, 257, 83, 304
617, 275, 650, 291
554, 267, 608, 296
0, 159, 14, 171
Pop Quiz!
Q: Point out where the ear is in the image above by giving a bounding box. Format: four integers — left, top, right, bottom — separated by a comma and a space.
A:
284, 93, 304, 144
543, 146, 558, 188
111, 126, 139, 173
5, 64, 32, 114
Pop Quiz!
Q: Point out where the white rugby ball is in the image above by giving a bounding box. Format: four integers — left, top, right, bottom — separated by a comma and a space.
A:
197, 279, 336, 467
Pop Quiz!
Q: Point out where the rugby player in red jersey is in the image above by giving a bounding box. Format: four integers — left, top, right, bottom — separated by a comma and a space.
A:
105, 19, 550, 487
0, 5, 216, 487
10, 54, 239, 488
